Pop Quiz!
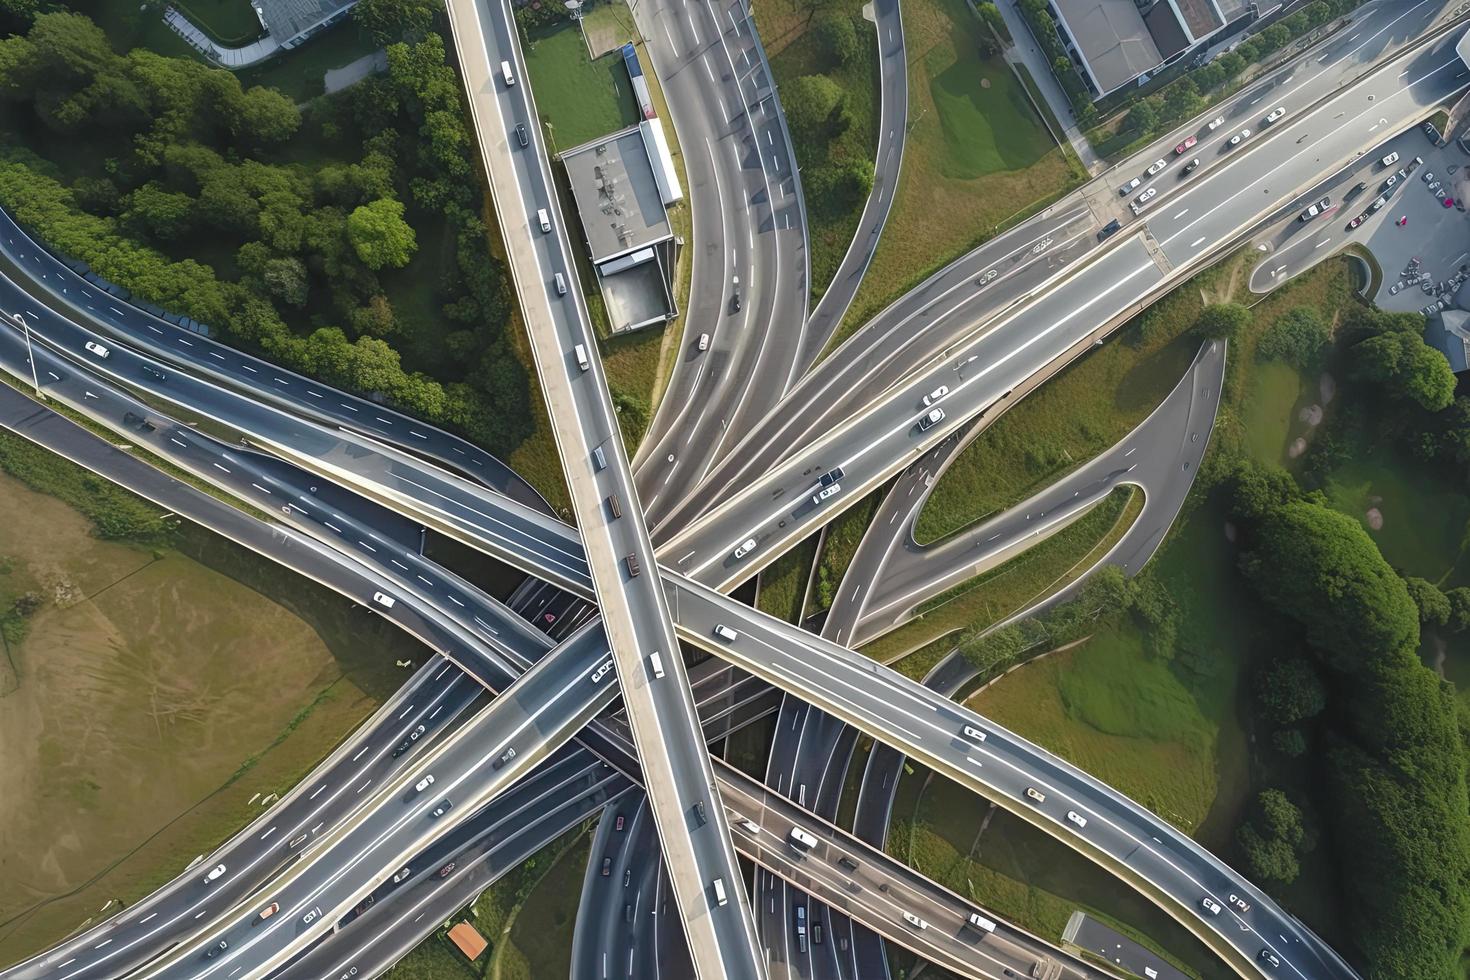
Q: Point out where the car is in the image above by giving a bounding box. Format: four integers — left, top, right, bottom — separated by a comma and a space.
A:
1411, 155, 1424, 171
371, 591, 396, 609
354, 895, 375, 916
813, 923, 824, 945
730, 276, 742, 313
602, 856, 613, 876
1097, 218, 1122, 242
1181, 157, 1200, 176
1382, 174, 1398, 191
819, 466, 845, 487
1229, 129, 1250, 146
1258, 949, 1281, 970
1369, 196, 1387, 213
1066, 810, 1087, 828
392, 738, 412, 758
438, 862, 455, 878
1174, 135, 1197, 154
257, 901, 280, 921
1382, 151, 1400, 167
624, 552, 640, 577
1298, 196, 1331, 221
1146, 158, 1167, 176
694, 800, 707, 824
902, 911, 928, 929
740, 818, 760, 834
1423, 170, 1436, 183
493, 746, 516, 769
1129, 187, 1156, 214
697, 332, 709, 351
392, 866, 412, 884
1200, 896, 1222, 916
1228, 893, 1252, 913
623, 867, 633, 887
1390, 282, 1401, 294
1207, 115, 1224, 131
204, 864, 227, 883
1347, 215, 1364, 230
961, 724, 987, 741
302, 907, 321, 924
83, 340, 110, 359
923, 385, 948, 406
1024, 786, 1046, 804
1263, 106, 1286, 125
1118, 176, 1142, 197
515, 123, 528, 147
414, 774, 435, 793
615, 813, 626, 831
733, 538, 756, 559
714, 623, 739, 641
838, 856, 860, 871
918, 407, 944, 431
204, 940, 228, 959
812, 483, 841, 505
431, 799, 453, 817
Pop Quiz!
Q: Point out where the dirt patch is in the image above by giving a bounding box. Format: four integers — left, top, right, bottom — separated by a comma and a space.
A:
1319, 372, 1336, 405
1366, 507, 1384, 531
0, 470, 386, 962
1298, 404, 1323, 426
1288, 437, 1308, 459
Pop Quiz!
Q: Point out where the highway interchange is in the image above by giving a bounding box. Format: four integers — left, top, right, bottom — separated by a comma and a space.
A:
1, 1, 1467, 979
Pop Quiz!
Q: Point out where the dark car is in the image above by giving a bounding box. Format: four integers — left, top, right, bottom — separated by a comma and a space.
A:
141, 364, 166, 382
1181, 157, 1200, 176
818, 466, 845, 488
515, 123, 529, 147
1096, 218, 1121, 242
431, 799, 453, 818
694, 800, 707, 825
204, 940, 228, 959
838, 856, 859, 871
623, 867, 632, 887
493, 746, 516, 770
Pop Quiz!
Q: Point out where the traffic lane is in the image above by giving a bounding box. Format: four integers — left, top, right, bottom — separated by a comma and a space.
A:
673, 587, 1351, 980
1149, 34, 1468, 265
0, 663, 477, 980
664, 236, 1163, 581
0, 214, 549, 514
653, 203, 1099, 537
270, 751, 630, 980
160, 627, 617, 979
0, 278, 593, 593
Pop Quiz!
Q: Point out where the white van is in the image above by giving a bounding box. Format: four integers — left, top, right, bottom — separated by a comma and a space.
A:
371, 591, 396, 609
712, 877, 728, 906
554, 272, 567, 295
501, 60, 516, 86
537, 208, 550, 233
961, 724, 987, 742
649, 650, 665, 679
788, 826, 817, 850
968, 912, 996, 933
574, 344, 590, 372
714, 624, 739, 642
902, 911, 928, 930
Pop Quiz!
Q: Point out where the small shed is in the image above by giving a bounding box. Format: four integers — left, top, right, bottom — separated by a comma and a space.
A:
447, 921, 488, 961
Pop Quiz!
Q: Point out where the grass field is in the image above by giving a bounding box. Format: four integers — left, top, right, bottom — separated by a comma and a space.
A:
757, 0, 879, 299
522, 20, 639, 152
757, 533, 819, 624
863, 485, 1137, 671
238, 22, 383, 103
831, 0, 1084, 346
171, 0, 263, 44
811, 488, 884, 612
892, 770, 1228, 979
0, 470, 412, 963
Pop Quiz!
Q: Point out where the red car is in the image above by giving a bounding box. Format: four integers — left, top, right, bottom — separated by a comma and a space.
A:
614, 813, 626, 831
438, 862, 455, 878
1174, 135, 1198, 155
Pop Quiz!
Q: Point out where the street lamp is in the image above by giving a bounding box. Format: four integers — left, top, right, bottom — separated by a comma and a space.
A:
9, 311, 43, 400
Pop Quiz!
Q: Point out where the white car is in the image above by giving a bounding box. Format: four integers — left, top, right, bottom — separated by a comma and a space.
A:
812, 483, 841, 505
1423, 171, 1436, 184
1024, 786, 1046, 804
1382, 174, 1399, 191
740, 819, 760, 834
83, 340, 110, 359
203, 863, 227, 883
1228, 892, 1252, 913
922, 385, 948, 406
1130, 187, 1157, 214
714, 624, 739, 642
733, 538, 756, 559
414, 774, 435, 793
1118, 176, 1142, 196
1207, 116, 1224, 131
1263, 105, 1286, 124
902, 911, 929, 930
1066, 810, 1087, 828
961, 724, 987, 742
371, 591, 396, 609
1200, 896, 1223, 916
1381, 151, 1400, 167
918, 407, 944, 431
697, 333, 710, 351
1145, 158, 1167, 176
392, 866, 412, 883
1229, 129, 1250, 146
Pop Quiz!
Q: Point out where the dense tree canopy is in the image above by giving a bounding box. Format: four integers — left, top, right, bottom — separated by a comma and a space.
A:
1195, 302, 1251, 341
1257, 306, 1330, 368
347, 197, 417, 270
1351, 329, 1457, 412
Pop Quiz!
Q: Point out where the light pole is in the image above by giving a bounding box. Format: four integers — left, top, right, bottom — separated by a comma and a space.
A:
10, 311, 43, 400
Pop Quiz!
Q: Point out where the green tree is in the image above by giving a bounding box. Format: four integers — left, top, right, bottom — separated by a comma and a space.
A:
261, 256, 310, 308
1126, 97, 1159, 135
1350, 330, 1457, 412
121, 182, 195, 241
1221, 454, 1299, 522
1236, 789, 1312, 884
229, 85, 300, 145
1255, 656, 1325, 726
1239, 501, 1419, 672
782, 74, 846, 148
1271, 727, 1307, 757
354, 0, 439, 43
1257, 306, 1329, 368
814, 13, 860, 70
1195, 302, 1251, 340
346, 197, 417, 270
1404, 576, 1451, 627
1447, 587, 1470, 633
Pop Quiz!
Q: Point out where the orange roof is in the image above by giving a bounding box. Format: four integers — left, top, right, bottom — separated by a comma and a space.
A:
447, 921, 488, 961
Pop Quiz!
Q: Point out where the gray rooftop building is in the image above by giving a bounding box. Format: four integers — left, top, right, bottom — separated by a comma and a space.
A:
560, 125, 679, 334
1429, 309, 1470, 373
1051, 0, 1164, 95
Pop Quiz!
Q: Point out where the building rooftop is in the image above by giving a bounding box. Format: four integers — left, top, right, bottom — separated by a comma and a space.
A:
447, 922, 488, 961
561, 126, 673, 264
1053, 0, 1164, 94
256, 0, 355, 41
1170, 0, 1222, 42
1144, 2, 1189, 59
1431, 310, 1470, 373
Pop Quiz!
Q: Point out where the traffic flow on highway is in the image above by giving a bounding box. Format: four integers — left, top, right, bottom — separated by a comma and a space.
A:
2, 2, 1466, 979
